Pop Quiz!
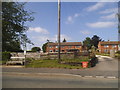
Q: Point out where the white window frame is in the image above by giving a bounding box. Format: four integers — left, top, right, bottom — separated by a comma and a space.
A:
104, 45, 109, 48
49, 50, 52, 52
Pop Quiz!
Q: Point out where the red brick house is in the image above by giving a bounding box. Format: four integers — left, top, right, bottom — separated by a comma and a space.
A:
46, 42, 83, 53
98, 41, 120, 53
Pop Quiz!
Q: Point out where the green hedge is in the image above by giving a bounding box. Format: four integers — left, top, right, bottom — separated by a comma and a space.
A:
116, 51, 120, 54
2, 52, 11, 61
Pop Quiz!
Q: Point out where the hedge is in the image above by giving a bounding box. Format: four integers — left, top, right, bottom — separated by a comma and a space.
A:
2, 52, 11, 61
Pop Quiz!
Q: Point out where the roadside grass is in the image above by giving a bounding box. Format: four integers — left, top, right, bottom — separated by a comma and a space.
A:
26, 58, 90, 69
115, 54, 120, 59
96, 53, 110, 56
0, 61, 2, 64
62, 56, 89, 62
0, 60, 7, 65
96, 53, 120, 59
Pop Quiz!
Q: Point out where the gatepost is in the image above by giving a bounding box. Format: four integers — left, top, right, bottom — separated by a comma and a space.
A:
110, 49, 115, 58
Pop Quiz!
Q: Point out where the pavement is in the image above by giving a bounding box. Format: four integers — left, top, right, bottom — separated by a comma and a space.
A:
2, 55, 119, 79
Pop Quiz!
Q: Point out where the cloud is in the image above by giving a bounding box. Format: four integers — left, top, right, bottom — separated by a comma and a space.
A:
80, 30, 91, 35
31, 36, 49, 42
86, 2, 105, 12
28, 34, 72, 50
100, 13, 116, 20
66, 16, 73, 24
99, 8, 117, 14
31, 34, 71, 44
66, 13, 80, 24
86, 21, 116, 28
74, 13, 80, 18
29, 27, 49, 34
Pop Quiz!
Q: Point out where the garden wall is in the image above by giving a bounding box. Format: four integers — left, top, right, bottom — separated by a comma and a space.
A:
11, 52, 89, 60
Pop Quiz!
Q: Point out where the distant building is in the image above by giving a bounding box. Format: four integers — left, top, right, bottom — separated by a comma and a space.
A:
46, 42, 83, 53
98, 41, 120, 53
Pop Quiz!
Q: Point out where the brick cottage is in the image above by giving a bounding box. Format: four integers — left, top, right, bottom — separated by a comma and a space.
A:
46, 42, 83, 53
98, 41, 120, 53
46, 41, 120, 53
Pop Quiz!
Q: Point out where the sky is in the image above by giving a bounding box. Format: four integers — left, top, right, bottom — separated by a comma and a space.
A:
24, 2, 118, 50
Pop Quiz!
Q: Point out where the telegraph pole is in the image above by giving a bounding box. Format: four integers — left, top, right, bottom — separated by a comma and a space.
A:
58, 0, 61, 63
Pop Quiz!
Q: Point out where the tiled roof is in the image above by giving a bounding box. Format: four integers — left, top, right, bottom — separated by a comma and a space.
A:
48, 42, 82, 46
99, 41, 120, 45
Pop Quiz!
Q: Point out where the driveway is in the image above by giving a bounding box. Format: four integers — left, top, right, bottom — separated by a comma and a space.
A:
93, 55, 118, 71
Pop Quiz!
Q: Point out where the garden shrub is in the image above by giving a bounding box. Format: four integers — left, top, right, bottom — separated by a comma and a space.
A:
116, 51, 120, 54
2, 52, 11, 61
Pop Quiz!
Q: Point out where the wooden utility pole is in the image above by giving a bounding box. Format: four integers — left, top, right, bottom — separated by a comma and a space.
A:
58, 0, 61, 63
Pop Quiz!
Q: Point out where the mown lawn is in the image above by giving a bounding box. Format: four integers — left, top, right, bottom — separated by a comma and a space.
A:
26, 58, 90, 69
96, 53, 110, 56
0, 60, 7, 65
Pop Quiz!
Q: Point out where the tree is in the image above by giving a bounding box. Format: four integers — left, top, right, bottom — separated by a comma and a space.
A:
63, 38, 66, 42
31, 47, 41, 52
42, 42, 48, 53
91, 35, 102, 48
83, 37, 92, 51
2, 2, 34, 52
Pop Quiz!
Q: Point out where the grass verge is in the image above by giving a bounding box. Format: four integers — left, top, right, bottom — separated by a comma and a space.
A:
25, 59, 90, 69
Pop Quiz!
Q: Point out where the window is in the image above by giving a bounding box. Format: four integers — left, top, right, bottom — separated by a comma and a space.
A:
112, 45, 117, 48
49, 46, 53, 48
49, 50, 52, 52
76, 46, 80, 48
104, 45, 109, 48
61, 46, 64, 48
104, 49, 108, 53
68, 46, 72, 48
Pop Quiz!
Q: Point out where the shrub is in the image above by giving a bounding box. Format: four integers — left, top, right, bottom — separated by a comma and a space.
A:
25, 58, 34, 64
2, 52, 11, 61
116, 51, 120, 54
89, 57, 98, 67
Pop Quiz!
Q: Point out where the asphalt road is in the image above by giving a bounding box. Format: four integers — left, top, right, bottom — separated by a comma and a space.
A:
2, 73, 118, 88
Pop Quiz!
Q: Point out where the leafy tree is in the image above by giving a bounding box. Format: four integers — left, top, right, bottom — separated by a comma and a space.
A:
83, 37, 92, 51
63, 38, 67, 42
91, 35, 102, 48
31, 47, 41, 52
42, 42, 48, 53
2, 2, 34, 52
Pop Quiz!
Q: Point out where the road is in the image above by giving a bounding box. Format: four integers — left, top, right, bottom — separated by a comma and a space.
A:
2, 55, 119, 88
3, 73, 118, 88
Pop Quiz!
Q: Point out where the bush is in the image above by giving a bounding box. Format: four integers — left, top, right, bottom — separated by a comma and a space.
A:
116, 51, 120, 54
2, 52, 11, 61
89, 57, 98, 67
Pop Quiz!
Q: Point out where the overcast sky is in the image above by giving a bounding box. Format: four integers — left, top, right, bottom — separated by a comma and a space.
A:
24, 2, 118, 50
